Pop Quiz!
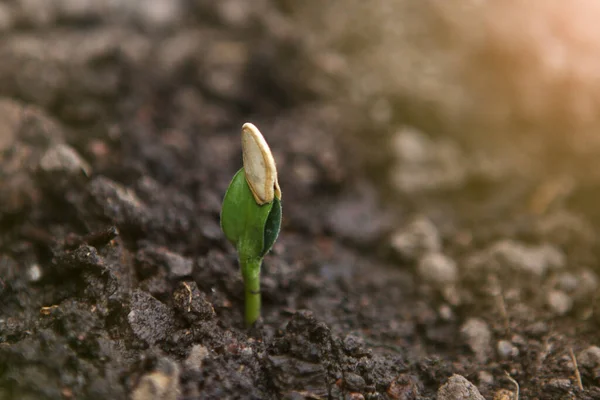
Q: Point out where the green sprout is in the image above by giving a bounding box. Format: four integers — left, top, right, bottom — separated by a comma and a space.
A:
221, 123, 282, 327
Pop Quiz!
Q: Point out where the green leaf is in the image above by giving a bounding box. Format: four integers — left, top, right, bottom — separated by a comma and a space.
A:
221, 168, 276, 262
261, 197, 281, 257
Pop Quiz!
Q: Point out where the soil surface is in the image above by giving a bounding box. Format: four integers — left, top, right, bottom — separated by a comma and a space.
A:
1, 2, 600, 400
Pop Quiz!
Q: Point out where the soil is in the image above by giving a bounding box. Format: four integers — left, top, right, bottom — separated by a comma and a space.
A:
1, 2, 600, 400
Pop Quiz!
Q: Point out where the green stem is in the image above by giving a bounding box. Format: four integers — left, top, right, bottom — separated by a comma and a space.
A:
241, 258, 262, 327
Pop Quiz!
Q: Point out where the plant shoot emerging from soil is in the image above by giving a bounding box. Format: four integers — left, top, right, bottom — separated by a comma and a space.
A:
221, 123, 282, 326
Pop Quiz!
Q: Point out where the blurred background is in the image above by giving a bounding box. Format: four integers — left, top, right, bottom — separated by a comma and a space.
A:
2, 0, 600, 220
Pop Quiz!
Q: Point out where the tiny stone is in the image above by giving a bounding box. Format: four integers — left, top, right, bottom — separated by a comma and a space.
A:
544, 378, 572, 392
497, 340, 519, 360
524, 321, 548, 337
547, 290, 573, 316
131, 357, 180, 400
439, 304, 454, 321
511, 334, 526, 346
162, 251, 192, 278
134, 0, 182, 30
441, 285, 461, 306
184, 345, 209, 372
466, 240, 565, 276
478, 371, 494, 385
390, 216, 441, 261
240, 347, 253, 357
460, 318, 492, 362
386, 374, 420, 400
437, 375, 485, 400
345, 393, 365, 400
493, 389, 515, 400
26, 263, 42, 282
417, 253, 458, 286
460, 318, 491, 363
579, 346, 600, 368
39, 144, 91, 176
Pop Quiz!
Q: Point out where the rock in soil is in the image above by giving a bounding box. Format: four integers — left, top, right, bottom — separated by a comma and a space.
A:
437, 375, 485, 400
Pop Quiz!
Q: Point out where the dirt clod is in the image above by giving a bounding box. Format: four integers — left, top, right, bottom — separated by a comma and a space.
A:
173, 281, 215, 322
128, 290, 176, 345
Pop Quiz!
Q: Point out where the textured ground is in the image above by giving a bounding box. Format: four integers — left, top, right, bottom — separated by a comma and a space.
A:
1, 1, 600, 399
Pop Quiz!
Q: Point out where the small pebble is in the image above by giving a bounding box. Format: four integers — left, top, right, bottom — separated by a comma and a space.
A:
162, 250, 193, 278
345, 393, 365, 400
26, 263, 42, 282
438, 304, 454, 321
131, 357, 180, 400
511, 334, 526, 347
466, 240, 565, 277
390, 216, 441, 261
478, 371, 494, 386
524, 321, 548, 337
460, 318, 491, 363
387, 374, 420, 400
39, 144, 91, 176
497, 340, 519, 360
493, 389, 515, 400
544, 378, 572, 392
437, 375, 485, 400
546, 290, 573, 316
184, 345, 209, 372
578, 346, 600, 368
417, 253, 458, 286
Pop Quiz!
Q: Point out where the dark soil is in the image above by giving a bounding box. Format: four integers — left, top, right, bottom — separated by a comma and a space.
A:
1, 2, 600, 400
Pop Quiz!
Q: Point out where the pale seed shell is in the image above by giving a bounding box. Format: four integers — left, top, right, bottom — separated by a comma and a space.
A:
241, 123, 281, 204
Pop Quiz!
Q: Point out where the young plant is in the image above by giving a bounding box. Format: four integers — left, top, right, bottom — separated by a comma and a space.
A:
220, 123, 282, 327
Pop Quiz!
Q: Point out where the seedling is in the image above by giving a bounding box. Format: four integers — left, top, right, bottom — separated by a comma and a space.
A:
221, 123, 282, 327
